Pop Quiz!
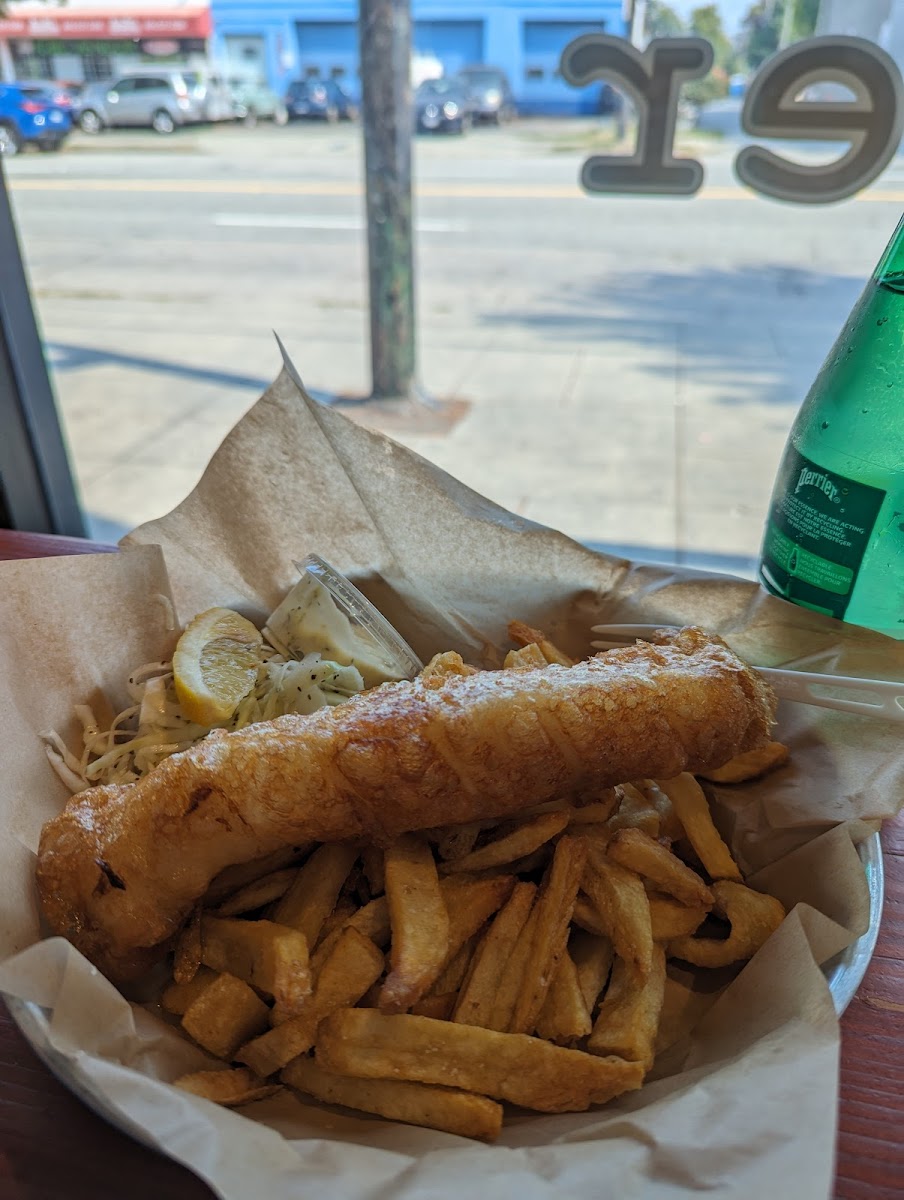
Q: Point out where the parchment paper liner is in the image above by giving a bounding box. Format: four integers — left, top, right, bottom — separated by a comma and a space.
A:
1, 361, 901, 1200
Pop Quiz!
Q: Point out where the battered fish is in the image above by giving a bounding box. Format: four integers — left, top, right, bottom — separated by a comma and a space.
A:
36, 628, 775, 982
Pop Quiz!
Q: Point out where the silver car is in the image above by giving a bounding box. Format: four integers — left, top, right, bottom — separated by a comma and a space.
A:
77, 72, 204, 134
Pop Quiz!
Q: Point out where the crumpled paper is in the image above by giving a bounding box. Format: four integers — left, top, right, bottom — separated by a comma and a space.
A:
1, 362, 902, 1200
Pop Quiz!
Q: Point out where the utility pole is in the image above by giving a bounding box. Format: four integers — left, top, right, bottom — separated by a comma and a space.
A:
358, 0, 417, 402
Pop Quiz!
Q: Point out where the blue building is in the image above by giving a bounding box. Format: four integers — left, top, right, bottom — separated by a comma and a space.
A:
209, 0, 627, 115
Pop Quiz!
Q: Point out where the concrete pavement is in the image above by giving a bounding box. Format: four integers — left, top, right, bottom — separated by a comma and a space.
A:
8, 119, 900, 573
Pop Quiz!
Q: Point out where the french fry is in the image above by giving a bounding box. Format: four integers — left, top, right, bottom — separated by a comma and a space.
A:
503, 644, 549, 670
418, 651, 480, 682
379, 833, 449, 1013
608, 828, 714, 909
173, 904, 202, 985
238, 928, 384, 1078
434, 822, 483, 862
698, 741, 790, 784
606, 783, 661, 838
648, 893, 709, 941
473, 846, 552, 880
308, 892, 392, 983
581, 843, 653, 981
655, 774, 743, 881
430, 934, 477, 997
630, 779, 685, 842
204, 845, 309, 906
409, 934, 479, 1019
567, 797, 620, 826
271, 842, 360, 947
181, 973, 270, 1060
216, 868, 299, 917
410, 993, 458, 1020
175, 1067, 281, 1107
316, 1008, 645, 1112
655, 973, 724, 1057
361, 846, 385, 897
453, 881, 536, 1028
488, 902, 540, 1032
345, 895, 391, 945
314, 897, 359, 950
284, 1056, 503, 1141
571, 893, 608, 937
440, 875, 516, 960
507, 620, 575, 667
161, 966, 218, 1016
509, 835, 587, 1034
534, 950, 592, 1044
588, 947, 667, 1071
440, 812, 569, 875
568, 929, 614, 1013
669, 880, 786, 968
200, 916, 311, 1015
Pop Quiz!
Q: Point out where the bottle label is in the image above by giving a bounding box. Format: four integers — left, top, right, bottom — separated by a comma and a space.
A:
759, 446, 886, 619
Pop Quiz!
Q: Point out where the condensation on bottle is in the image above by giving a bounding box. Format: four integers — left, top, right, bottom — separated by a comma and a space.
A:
759, 214, 904, 638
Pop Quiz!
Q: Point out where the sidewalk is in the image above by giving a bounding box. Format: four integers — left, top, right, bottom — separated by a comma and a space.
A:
63, 307, 794, 578
21, 120, 870, 578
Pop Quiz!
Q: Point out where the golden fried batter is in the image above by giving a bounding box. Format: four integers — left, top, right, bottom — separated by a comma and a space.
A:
36, 628, 775, 982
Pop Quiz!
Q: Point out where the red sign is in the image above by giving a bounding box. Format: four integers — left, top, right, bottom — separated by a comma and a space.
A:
0, 8, 211, 40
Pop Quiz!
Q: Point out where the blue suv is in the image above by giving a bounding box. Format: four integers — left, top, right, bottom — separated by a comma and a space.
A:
0, 83, 71, 155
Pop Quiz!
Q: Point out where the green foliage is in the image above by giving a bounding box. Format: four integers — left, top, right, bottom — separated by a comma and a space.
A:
791, 0, 820, 40
683, 64, 730, 106
644, 1, 685, 39
740, 0, 820, 71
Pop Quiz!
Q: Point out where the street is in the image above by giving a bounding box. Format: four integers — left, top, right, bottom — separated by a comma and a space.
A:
8, 118, 904, 569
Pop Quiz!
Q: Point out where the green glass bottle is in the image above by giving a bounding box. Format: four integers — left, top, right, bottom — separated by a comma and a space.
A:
759, 215, 904, 638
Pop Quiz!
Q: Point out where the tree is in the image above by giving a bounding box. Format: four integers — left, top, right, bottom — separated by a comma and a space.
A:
740, 0, 819, 70
741, 2, 780, 70
681, 4, 732, 105
689, 5, 733, 69
644, 1, 685, 40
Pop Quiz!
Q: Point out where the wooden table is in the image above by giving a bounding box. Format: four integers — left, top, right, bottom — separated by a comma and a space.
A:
0, 528, 901, 1200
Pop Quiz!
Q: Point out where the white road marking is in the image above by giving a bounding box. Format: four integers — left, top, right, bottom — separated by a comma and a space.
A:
212, 212, 469, 232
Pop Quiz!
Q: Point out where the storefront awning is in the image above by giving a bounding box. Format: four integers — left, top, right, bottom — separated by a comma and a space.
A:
0, 8, 211, 40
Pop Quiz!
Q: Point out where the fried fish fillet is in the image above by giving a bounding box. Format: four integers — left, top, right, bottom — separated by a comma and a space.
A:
36, 627, 775, 982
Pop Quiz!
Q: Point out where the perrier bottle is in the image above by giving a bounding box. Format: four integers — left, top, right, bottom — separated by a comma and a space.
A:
759, 215, 904, 638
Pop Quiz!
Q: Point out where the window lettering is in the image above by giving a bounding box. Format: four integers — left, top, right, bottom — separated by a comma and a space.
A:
563, 34, 904, 204
560, 34, 713, 197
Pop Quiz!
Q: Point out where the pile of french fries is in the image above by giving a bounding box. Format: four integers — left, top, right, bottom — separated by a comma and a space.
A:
167, 624, 789, 1142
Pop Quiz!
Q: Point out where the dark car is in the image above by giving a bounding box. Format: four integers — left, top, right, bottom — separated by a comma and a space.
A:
414, 77, 474, 134
284, 79, 357, 122
0, 83, 71, 154
456, 65, 516, 124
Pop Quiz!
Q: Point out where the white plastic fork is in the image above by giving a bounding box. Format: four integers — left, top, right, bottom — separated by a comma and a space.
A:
590, 623, 904, 723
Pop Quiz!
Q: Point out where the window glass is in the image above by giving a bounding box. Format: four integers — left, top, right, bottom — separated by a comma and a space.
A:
6, 6, 899, 572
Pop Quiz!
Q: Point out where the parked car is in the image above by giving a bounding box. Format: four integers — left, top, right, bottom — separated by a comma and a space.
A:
77, 72, 205, 134
456, 64, 516, 124
227, 76, 288, 126
284, 79, 357, 122
182, 69, 235, 123
0, 83, 71, 154
414, 77, 474, 134
17, 79, 83, 115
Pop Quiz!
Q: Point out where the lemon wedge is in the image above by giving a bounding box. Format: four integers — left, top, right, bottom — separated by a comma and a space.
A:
172, 607, 263, 725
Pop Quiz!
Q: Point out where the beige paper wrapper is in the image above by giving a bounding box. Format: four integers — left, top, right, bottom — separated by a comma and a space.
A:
1, 363, 902, 1200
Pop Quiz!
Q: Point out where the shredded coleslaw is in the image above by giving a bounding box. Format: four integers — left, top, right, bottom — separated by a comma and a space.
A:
41, 582, 369, 793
